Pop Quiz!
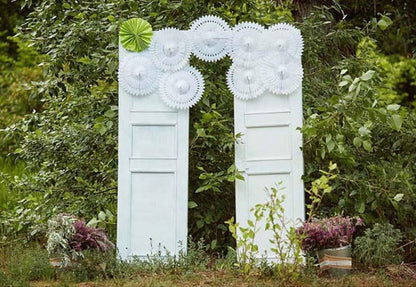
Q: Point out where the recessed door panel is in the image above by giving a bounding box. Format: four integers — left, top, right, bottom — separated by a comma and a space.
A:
246, 126, 291, 161
131, 125, 177, 159
130, 172, 176, 255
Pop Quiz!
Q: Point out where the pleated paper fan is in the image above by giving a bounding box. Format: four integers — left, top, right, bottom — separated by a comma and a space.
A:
228, 22, 265, 66
120, 18, 153, 52
150, 28, 192, 72
190, 15, 230, 62
261, 57, 303, 95
160, 67, 205, 109
262, 23, 303, 59
118, 52, 159, 96
227, 63, 265, 100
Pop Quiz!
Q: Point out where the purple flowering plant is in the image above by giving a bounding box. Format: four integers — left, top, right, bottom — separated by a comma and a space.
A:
70, 220, 115, 252
295, 215, 363, 252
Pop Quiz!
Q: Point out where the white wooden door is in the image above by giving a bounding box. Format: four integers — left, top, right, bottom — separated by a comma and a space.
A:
234, 89, 304, 259
117, 51, 189, 259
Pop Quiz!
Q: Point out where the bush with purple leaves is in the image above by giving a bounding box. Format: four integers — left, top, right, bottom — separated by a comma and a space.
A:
70, 220, 115, 252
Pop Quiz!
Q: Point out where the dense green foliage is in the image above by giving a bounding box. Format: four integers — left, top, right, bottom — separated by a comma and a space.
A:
354, 223, 404, 268
0, 38, 44, 156
300, 14, 416, 244
0, 0, 31, 59
0, 0, 415, 261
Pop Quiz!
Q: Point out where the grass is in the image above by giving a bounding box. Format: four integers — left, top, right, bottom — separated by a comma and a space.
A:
1, 242, 416, 287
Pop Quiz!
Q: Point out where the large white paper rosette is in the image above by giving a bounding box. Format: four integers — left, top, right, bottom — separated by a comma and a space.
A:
261, 23, 303, 60
228, 22, 265, 66
261, 56, 303, 95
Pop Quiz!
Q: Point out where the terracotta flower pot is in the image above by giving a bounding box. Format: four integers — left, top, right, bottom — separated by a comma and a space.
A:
317, 245, 352, 277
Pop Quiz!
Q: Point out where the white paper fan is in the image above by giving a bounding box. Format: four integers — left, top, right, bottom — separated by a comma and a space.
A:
160, 66, 205, 109
189, 15, 230, 62
262, 23, 303, 59
118, 52, 159, 96
228, 22, 265, 66
261, 57, 303, 95
150, 28, 192, 71
227, 63, 265, 100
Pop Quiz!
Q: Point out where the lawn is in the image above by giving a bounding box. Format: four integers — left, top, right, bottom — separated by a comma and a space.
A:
1, 243, 416, 287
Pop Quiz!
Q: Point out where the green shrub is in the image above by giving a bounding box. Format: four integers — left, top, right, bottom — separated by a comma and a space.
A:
301, 10, 416, 241
354, 223, 404, 268
0, 36, 45, 157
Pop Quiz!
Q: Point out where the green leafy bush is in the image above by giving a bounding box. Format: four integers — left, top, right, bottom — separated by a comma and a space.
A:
354, 223, 404, 268
301, 9, 416, 242
0, 36, 45, 156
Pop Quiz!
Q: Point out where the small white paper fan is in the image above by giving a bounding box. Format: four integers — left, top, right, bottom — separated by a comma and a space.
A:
118, 52, 159, 96
228, 22, 265, 66
262, 23, 303, 59
150, 28, 192, 72
160, 66, 205, 109
227, 63, 265, 100
190, 15, 230, 62
261, 57, 303, 95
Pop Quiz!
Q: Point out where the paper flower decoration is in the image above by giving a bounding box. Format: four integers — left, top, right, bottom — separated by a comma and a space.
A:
119, 18, 153, 52
118, 52, 159, 96
262, 23, 303, 59
261, 57, 303, 95
228, 22, 264, 66
150, 28, 192, 72
118, 15, 304, 105
160, 67, 205, 109
227, 63, 265, 100
190, 15, 230, 62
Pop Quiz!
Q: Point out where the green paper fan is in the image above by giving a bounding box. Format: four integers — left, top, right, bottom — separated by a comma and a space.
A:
120, 18, 153, 52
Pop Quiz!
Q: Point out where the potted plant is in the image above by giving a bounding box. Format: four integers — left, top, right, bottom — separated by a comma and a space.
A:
46, 213, 114, 268
295, 215, 363, 276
